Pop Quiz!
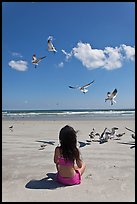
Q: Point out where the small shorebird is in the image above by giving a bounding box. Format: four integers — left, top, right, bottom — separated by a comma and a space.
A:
9, 125, 13, 131
89, 128, 96, 141
32, 54, 46, 68
69, 80, 95, 94
105, 88, 118, 105
108, 127, 119, 139
47, 36, 57, 53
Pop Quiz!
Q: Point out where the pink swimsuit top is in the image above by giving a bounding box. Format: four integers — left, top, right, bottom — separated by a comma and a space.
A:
58, 156, 74, 166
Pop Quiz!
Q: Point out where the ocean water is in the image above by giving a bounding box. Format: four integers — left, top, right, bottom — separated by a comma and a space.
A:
2, 109, 135, 121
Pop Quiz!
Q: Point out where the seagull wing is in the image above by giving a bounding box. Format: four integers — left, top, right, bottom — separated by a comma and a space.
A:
35, 56, 46, 63
100, 128, 107, 139
81, 80, 95, 89
111, 89, 117, 98
38, 56, 46, 61
48, 39, 57, 52
69, 86, 79, 89
48, 39, 53, 50
125, 127, 135, 133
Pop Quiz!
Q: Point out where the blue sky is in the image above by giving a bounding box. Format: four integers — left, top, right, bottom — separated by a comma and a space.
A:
2, 2, 135, 110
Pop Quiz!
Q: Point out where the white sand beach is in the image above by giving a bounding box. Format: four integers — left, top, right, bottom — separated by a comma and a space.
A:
2, 118, 135, 202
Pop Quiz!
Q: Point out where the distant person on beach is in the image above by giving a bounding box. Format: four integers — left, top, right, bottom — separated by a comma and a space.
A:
54, 125, 86, 185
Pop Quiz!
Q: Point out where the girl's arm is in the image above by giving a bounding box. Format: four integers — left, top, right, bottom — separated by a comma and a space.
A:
54, 147, 60, 171
75, 148, 83, 168
76, 158, 83, 168
54, 146, 60, 164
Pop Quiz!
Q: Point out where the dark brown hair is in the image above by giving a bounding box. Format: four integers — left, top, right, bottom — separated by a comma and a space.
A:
59, 125, 80, 162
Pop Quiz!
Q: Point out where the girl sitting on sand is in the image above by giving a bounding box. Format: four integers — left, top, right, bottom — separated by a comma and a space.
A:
54, 125, 86, 185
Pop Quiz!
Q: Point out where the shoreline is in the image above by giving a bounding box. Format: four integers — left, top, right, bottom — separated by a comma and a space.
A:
2, 115, 135, 122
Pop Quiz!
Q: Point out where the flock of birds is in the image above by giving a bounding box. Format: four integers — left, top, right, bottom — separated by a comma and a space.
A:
31, 36, 57, 68
31, 35, 118, 105
87, 126, 135, 144
8, 36, 134, 151
8, 124, 135, 150
8, 36, 134, 150
69, 81, 118, 105
9, 124, 135, 142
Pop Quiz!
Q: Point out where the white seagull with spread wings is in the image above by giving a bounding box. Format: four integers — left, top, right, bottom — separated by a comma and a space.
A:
32, 54, 46, 68
69, 80, 95, 94
105, 88, 118, 105
47, 36, 57, 53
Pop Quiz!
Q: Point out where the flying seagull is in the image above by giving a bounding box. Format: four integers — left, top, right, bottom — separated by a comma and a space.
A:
105, 88, 118, 105
47, 36, 57, 53
32, 54, 46, 68
69, 80, 95, 94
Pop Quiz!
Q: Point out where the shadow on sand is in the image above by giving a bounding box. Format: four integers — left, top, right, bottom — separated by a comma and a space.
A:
36, 140, 55, 145
78, 141, 91, 148
117, 141, 135, 149
25, 173, 65, 190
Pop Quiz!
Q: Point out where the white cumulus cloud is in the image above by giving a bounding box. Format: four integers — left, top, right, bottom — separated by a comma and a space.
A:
8, 60, 28, 71
103, 46, 123, 70
62, 42, 135, 70
120, 44, 135, 61
73, 42, 106, 69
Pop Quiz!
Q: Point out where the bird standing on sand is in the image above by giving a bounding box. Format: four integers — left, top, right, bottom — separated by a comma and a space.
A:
108, 127, 119, 139
89, 128, 96, 141
32, 54, 46, 68
105, 88, 118, 105
69, 80, 95, 94
9, 125, 13, 131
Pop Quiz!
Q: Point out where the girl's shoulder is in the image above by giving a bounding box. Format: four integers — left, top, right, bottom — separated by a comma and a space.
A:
55, 146, 61, 150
